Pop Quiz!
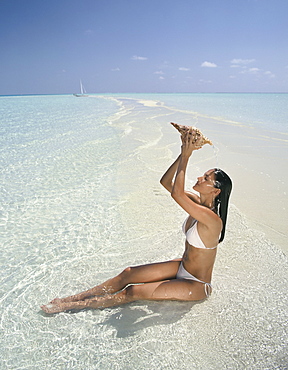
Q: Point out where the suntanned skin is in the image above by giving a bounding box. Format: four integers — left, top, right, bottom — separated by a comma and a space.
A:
41, 129, 222, 314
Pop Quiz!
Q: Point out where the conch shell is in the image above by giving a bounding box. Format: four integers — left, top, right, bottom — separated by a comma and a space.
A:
170, 122, 213, 146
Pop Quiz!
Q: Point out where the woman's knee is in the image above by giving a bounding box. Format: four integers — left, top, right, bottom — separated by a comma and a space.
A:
117, 266, 134, 286
120, 266, 133, 278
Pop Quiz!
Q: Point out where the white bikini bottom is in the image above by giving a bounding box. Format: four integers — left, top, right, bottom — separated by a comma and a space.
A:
176, 262, 212, 297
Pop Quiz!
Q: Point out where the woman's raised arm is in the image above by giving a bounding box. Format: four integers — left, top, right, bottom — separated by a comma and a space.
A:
171, 131, 219, 226
160, 154, 181, 193
160, 135, 200, 203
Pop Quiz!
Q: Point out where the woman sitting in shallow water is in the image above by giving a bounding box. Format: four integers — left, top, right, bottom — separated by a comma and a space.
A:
41, 128, 232, 314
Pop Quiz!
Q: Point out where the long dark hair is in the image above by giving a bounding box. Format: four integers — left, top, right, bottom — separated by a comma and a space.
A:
213, 168, 232, 242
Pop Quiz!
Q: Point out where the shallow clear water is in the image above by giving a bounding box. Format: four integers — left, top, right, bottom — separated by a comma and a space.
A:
109, 92, 288, 133
0, 94, 287, 369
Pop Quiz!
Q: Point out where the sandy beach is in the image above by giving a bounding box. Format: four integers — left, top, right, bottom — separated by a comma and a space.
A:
128, 97, 287, 254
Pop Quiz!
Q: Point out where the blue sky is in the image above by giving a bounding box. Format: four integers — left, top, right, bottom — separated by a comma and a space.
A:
1, 0, 287, 94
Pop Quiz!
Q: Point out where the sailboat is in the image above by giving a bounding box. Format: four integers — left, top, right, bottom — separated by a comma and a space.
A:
73, 80, 88, 97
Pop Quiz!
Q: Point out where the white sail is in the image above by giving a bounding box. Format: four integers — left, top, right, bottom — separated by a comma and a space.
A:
73, 80, 88, 97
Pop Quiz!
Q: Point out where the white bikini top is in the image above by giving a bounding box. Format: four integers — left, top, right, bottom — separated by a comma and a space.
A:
182, 217, 218, 250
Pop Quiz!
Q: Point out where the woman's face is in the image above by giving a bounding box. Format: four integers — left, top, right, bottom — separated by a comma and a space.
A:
193, 169, 217, 194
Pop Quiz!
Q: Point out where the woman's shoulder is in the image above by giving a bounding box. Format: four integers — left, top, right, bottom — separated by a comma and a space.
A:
185, 191, 201, 204
198, 214, 222, 236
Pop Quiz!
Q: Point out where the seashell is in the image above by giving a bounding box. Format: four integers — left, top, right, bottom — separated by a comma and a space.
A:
170, 122, 213, 146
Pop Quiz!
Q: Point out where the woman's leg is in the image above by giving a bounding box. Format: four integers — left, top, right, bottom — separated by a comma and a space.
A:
48, 259, 182, 304
41, 278, 207, 314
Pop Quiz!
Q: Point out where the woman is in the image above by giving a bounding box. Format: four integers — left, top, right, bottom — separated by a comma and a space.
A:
41, 129, 232, 314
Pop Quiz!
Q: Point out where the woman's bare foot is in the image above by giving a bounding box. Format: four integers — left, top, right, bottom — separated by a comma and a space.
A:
49, 291, 95, 305
41, 303, 63, 314
49, 296, 80, 304
50, 298, 63, 304
41, 300, 86, 314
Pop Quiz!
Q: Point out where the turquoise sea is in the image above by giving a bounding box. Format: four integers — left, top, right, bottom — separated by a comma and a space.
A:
1, 93, 287, 369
